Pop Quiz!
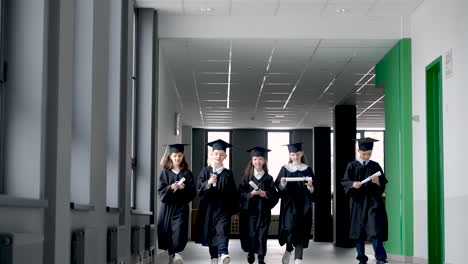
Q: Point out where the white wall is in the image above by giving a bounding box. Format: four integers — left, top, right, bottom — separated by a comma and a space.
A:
157, 50, 183, 172
411, 0, 468, 263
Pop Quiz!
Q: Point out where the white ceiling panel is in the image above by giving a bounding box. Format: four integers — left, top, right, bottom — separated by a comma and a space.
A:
160, 38, 397, 129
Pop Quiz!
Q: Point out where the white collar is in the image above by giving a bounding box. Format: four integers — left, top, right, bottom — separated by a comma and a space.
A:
254, 169, 265, 180
357, 158, 369, 165
172, 169, 181, 174
284, 163, 308, 173
211, 163, 225, 174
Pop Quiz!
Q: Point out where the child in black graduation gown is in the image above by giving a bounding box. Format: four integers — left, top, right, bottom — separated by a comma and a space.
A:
274, 143, 316, 264
157, 144, 196, 264
341, 138, 389, 264
195, 139, 238, 264
239, 147, 279, 264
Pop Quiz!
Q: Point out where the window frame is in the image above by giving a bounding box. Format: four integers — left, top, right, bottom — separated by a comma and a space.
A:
129, 6, 138, 209
0, 0, 7, 194
266, 130, 291, 216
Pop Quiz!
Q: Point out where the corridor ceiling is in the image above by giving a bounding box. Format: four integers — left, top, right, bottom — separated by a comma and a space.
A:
137, 0, 424, 128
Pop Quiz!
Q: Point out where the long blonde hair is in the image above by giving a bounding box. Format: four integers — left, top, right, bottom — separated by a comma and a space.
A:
288, 153, 308, 164
244, 159, 268, 180
161, 153, 189, 170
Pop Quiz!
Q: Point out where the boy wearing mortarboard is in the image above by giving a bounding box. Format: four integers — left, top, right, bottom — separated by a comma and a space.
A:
195, 139, 239, 264
341, 137, 389, 264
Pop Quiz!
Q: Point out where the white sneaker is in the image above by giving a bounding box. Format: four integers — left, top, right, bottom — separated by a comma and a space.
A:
220, 254, 231, 264
282, 250, 292, 264
210, 258, 218, 264
168, 253, 174, 264
294, 259, 302, 264
173, 253, 184, 264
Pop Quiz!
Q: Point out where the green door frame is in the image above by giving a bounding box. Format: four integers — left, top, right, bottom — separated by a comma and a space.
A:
425, 56, 445, 264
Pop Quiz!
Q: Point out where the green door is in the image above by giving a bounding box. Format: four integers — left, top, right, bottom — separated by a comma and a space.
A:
425, 57, 445, 264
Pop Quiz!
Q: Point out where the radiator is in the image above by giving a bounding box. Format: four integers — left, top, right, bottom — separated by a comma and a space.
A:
144, 225, 155, 252
268, 215, 279, 235
71, 230, 85, 264
230, 214, 239, 235
131, 226, 145, 256
0, 233, 43, 264
107, 226, 127, 264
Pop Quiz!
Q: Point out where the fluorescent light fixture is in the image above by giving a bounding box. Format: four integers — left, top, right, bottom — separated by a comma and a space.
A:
283, 40, 321, 109
253, 47, 276, 116
227, 41, 232, 109
356, 75, 375, 93
200, 7, 214, 12
355, 66, 375, 86
357, 95, 385, 118
336, 8, 348, 13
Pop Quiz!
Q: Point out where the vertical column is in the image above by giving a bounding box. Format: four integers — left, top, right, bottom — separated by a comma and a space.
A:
44, 0, 74, 263
333, 105, 356, 248
313, 127, 332, 242
135, 8, 158, 214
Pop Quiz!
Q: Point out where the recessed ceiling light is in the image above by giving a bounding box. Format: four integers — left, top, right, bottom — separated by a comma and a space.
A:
200, 7, 214, 12
336, 8, 348, 14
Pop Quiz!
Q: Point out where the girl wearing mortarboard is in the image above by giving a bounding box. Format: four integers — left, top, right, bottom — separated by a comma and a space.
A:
275, 143, 316, 264
157, 144, 196, 264
238, 147, 279, 264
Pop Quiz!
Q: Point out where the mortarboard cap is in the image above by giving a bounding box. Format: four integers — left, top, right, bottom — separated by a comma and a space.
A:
207, 139, 232, 151
356, 137, 379, 151
246, 146, 271, 158
164, 144, 189, 154
283, 143, 303, 153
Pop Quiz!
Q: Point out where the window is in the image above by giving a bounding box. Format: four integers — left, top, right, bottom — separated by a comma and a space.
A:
106, 0, 124, 208
0, 0, 5, 194
356, 130, 385, 170
207, 131, 231, 169
70, 1, 94, 205
267, 131, 290, 215
130, 8, 137, 209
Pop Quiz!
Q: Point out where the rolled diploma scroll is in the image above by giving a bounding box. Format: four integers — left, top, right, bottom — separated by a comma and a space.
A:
360, 171, 382, 184
211, 173, 217, 187
284, 177, 312, 182
249, 181, 260, 191
174, 177, 186, 192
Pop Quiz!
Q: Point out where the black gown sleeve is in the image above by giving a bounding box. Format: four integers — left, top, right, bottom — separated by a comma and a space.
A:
158, 170, 174, 203
342, 162, 357, 196
305, 167, 316, 200
238, 175, 252, 211
368, 163, 388, 196
197, 168, 212, 199
178, 170, 196, 203
265, 175, 280, 209
274, 166, 287, 195
227, 171, 240, 214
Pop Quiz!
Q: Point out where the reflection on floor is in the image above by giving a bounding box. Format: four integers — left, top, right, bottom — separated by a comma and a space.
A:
157, 239, 407, 263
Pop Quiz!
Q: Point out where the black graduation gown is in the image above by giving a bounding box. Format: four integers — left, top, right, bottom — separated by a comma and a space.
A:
341, 160, 388, 241
238, 173, 279, 256
274, 165, 316, 248
157, 169, 196, 253
195, 167, 239, 247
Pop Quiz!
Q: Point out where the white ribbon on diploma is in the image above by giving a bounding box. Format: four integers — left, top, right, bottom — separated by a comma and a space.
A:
284, 177, 312, 182
249, 181, 259, 191
174, 177, 185, 192
360, 171, 382, 184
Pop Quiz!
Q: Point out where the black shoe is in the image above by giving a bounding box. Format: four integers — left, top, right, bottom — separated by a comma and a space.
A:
247, 253, 255, 264
258, 261, 266, 264
359, 262, 367, 264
